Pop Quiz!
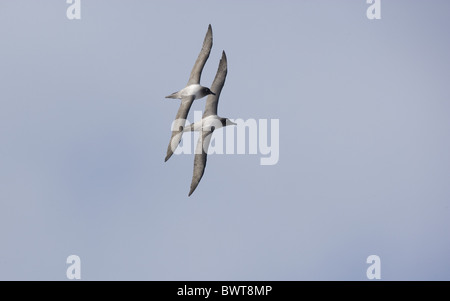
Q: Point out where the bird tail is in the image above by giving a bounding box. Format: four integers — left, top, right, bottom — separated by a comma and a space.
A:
165, 91, 179, 99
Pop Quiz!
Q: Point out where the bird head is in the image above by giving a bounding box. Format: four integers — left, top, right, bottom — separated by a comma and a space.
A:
202, 87, 215, 97
220, 118, 236, 127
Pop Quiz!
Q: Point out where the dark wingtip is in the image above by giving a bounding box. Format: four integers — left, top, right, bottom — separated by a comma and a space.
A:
203, 24, 213, 46
189, 182, 199, 196
218, 51, 227, 72
164, 153, 171, 162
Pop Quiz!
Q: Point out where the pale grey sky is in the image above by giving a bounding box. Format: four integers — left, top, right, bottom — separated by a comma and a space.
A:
0, 0, 449, 280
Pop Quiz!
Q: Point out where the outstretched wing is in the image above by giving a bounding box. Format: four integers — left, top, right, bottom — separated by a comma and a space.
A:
188, 130, 213, 196
165, 95, 195, 162
203, 51, 227, 118
187, 24, 213, 86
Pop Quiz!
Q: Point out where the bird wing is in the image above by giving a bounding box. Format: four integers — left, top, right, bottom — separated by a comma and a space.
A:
203, 51, 227, 118
187, 24, 213, 86
165, 95, 195, 162
188, 130, 213, 196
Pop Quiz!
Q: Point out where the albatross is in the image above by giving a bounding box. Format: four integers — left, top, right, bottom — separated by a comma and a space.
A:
185, 51, 236, 196
165, 24, 215, 162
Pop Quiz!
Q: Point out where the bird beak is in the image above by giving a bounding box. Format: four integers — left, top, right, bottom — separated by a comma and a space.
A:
210, 91, 216, 95
228, 120, 237, 126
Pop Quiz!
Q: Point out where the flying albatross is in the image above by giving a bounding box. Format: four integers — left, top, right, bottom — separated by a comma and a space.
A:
185, 51, 236, 196
164, 24, 215, 162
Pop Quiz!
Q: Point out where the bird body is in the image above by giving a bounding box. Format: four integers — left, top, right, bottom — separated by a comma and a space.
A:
165, 84, 214, 101
185, 115, 235, 133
